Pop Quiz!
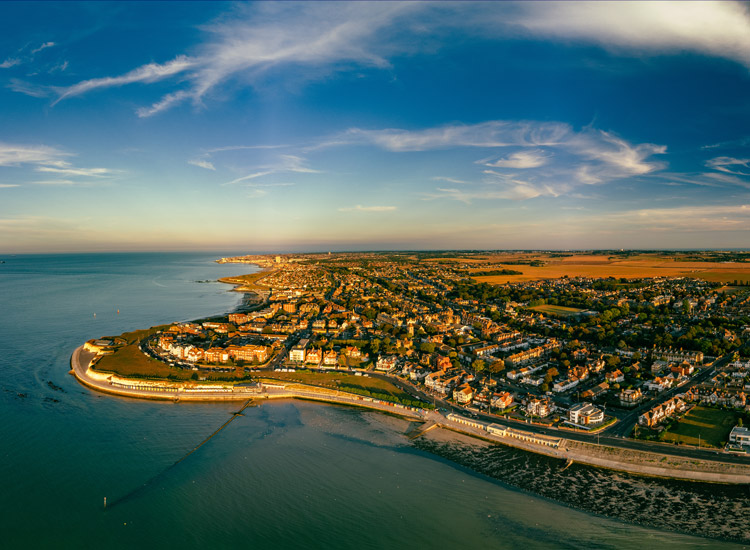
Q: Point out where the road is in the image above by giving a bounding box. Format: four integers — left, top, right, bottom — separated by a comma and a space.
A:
605, 356, 729, 437
74, 342, 750, 467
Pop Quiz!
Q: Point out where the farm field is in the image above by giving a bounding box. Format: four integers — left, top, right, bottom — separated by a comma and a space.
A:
449, 252, 750, 284
660, 406, 738, 448
528, 304, 586, 317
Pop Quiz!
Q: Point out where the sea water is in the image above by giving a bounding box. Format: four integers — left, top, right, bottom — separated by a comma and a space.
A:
0, 253, 744, 549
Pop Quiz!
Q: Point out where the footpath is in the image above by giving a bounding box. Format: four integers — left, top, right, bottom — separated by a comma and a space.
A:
71, 345, 750, 484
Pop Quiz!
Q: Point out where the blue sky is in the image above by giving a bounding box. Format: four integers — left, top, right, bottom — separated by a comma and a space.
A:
1, 1, 749, 253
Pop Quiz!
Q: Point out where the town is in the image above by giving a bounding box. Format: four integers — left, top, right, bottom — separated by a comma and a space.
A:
119, 251, 750, 453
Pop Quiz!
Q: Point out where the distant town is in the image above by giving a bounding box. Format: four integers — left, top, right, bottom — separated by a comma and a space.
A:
83, 250, 750, 469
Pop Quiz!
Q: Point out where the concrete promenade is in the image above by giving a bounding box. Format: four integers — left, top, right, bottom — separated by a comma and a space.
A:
71, 346, 423, 417
71, 345, 750, 484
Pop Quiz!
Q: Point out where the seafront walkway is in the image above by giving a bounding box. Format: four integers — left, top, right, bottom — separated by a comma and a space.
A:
70, 346, 423, 417
71, 345, 750, 483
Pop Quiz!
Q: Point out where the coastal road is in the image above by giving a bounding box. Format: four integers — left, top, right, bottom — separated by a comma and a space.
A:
369, 365, 750, 466
73, 345, 750, 466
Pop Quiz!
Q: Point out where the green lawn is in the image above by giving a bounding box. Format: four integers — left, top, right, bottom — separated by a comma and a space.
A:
660, 406, 738, 448
529, 304, 585, 317
93, 324, 249, 381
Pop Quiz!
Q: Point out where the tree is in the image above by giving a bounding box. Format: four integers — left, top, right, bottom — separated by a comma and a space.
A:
472, 359, 486, 373
419, 342, 435, 354
489, 359, 505, 374
370, 339, 381, 354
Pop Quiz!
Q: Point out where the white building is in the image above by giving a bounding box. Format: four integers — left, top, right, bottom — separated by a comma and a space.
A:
729, 426, 750, 447
568, 402, 604, 426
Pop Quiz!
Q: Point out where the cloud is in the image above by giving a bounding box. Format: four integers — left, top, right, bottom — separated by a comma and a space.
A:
245, 182, 295, 198
30, 1, 750, 115
225, 171, 275, 185
0, 143, 120, 187
0, 143, 70, 167
31, 42, 56, 55
432, 176, 469, 184
136, 90, 191, 118
343, 121, 569, 152
35, 164, 115, 177
188, 159, 216, 171
568, 131, 666, 183
482, 149, 550, 169
8, 78, 51, 98
423, 186, 544, 204
706, 156, 750, 176
702, 136, 750, 150
206, 144, 289, 153
507, 1, 750, 68
29, 179, 79, 185
54, 2, 417, 115
50, 60, 69, 73
0, 184, 19, 188
702, 172, 750, 189
0, 58, 21, 69
338, 205, 397, 212
334, 120, 666, 198
585, 204, 750, 233
224, 154, 319, 185
54, 55, 195, 104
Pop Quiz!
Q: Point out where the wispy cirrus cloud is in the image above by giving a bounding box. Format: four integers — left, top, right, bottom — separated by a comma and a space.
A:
432, 176, 469, 185
0, 142, 70, 167
43, 2, 750, 118
341, 121, 569, 152
503, 1, 750, 68
54, 2, 417, 116
706, 156, 750, 176
328, 120, 666, 201
53, 56, 195, 105
224, 154, 319, 185
136, 90, 191, 118
0, 143, 119, 187
1, 40, 59, 71
0, 58, 21, 69
338, 205, 397, 212
7, 78, 51, 98
35, 164, 116, 177
188, 159, 216, 171
481, 149, 550, 169
31, 42, 56, 55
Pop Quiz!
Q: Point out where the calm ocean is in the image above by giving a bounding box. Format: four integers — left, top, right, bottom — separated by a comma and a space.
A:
0, 253, 742, 549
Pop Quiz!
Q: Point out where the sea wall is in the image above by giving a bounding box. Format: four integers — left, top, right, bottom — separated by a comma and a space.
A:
72, 345, 750, 483
559, 440, 750, 483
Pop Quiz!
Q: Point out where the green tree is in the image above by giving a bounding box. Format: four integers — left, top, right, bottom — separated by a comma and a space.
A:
489, 359, 505, 374
472, 359, 486, 373
419, 342, 435, 354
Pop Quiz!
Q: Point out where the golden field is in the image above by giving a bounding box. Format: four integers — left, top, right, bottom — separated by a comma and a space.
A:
435, 253, 750, 284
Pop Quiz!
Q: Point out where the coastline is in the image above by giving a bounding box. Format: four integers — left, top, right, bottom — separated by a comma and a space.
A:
70, 344, 750, 484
